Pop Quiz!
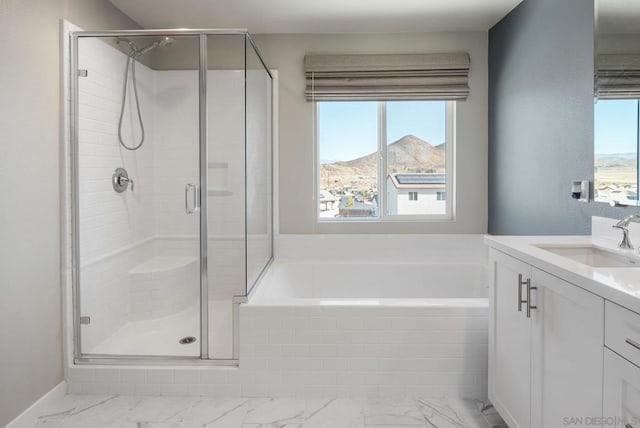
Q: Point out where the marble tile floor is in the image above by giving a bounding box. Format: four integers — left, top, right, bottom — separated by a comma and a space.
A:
26, 394, 506, 428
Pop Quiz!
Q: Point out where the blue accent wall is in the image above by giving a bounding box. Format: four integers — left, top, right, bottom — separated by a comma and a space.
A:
488, 0, 637, 235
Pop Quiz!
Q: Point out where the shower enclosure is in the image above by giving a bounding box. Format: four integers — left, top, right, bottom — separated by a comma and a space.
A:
69, 30, 273, 363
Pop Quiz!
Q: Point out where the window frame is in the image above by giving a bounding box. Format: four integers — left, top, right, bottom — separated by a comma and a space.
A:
315, 100, 456, 223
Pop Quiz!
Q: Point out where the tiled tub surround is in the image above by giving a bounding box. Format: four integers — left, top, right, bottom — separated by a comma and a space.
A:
68, 235, 489, 399
239, 304, 487, 398
242, 257, 488, 398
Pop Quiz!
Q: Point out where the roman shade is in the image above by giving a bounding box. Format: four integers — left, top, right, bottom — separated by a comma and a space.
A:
596, 54, 640, 99
304, 53, 470, 101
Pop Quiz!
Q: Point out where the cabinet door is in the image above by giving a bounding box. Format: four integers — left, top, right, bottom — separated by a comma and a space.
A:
604, 348, 640, 427
489, 249, 532, 428
530, 268, 604, 428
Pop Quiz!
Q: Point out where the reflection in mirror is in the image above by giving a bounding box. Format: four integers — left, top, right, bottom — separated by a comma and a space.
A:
594, 0, 640, 205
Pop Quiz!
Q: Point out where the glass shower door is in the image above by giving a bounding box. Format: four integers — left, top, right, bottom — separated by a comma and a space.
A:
75, 34, 202, 358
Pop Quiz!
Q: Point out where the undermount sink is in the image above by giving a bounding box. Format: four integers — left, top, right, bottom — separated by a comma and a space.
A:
535, 245, 640, 268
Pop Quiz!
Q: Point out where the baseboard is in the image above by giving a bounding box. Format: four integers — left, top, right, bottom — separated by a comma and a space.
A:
6, 382, 67, 428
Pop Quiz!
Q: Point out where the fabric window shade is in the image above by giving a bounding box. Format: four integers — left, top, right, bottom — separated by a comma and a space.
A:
596, 54, 640, 99
304, 53, 470, 101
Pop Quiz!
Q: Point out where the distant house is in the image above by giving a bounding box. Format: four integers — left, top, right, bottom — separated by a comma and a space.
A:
338, 194, 377, 217
319, 190, 337, 210
386, 173, 445, 215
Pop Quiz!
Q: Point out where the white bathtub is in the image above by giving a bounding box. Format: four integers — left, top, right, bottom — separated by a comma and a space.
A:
250, 261, 487, 305
240, 236, 489, 398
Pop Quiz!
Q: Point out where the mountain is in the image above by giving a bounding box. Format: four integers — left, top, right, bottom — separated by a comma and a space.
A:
595, 153, 636, 169
320, 135, 445, 191
596, 153, 636, 160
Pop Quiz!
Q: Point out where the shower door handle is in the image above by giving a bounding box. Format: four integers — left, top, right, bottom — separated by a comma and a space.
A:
185, 183, 200, 214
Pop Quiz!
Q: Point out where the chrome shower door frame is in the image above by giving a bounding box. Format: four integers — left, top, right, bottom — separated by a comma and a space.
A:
69, 29, 270, 365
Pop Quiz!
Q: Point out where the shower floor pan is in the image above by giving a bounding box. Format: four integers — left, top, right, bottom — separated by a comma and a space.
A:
85, 300, 233, 358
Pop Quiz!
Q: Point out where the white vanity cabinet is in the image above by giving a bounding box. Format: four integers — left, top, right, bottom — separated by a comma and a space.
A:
489, 250, 532, 428
489, 249, 605, 428
529, 268, 604, 427
604, 302, 640, 427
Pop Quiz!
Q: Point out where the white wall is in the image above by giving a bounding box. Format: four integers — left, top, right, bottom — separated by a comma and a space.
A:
0, 0, 138, 425
252, 32, 488, 234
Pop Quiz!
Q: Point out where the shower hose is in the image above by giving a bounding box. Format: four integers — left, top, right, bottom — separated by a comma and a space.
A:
117, 55, 145, 151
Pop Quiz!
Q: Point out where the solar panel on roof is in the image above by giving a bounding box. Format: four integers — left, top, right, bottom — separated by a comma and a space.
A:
395, 174, 445, 184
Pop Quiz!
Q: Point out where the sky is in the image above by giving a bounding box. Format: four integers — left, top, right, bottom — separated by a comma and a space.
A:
318, 101, 447, 163
317, 99, 639, 160
595, 99, 639, 154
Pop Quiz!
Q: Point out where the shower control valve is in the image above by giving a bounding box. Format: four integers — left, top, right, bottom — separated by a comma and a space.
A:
112, 168, 134, 193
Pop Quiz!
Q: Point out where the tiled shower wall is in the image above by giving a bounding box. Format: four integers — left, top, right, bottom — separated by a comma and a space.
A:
77, 37, 156, 263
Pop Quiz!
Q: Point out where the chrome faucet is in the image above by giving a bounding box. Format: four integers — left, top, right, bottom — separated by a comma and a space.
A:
612, 215, 640, 249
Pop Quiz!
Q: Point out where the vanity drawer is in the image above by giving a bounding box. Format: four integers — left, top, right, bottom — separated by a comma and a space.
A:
606, 301, 640, 367
603, 348, 640, 427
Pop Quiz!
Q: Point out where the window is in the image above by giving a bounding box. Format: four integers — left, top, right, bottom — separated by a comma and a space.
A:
594, 99, 639, 203
317, 100, 453, 220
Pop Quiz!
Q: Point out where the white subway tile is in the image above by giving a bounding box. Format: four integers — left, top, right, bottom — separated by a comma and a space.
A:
268, 329, 294, 344
253, 344, 282, 358
66, 382, 83, 394
161, 383, 189, 396
308, 318, 337, 330
108, 382, 134, 395
93, 368, 120, 383
146, 369, 174, 384
200, 369, 230, 384
173, 369, 201, 385
81, 382, 110, 394
68, 368, 95, 383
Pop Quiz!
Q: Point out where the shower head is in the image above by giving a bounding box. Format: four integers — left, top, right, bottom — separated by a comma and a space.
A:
136, 36, 175, 56
158, 36, 175, 48
117, 36, 175, 57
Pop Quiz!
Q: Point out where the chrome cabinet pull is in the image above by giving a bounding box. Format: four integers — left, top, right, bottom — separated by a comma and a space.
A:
526, 280, 537, 318
625, 338, 640, 351
518, 274, 527, 312
185, 183, 199, 214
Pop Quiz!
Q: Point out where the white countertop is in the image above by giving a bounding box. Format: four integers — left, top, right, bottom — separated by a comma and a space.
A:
484, 233, 640, 315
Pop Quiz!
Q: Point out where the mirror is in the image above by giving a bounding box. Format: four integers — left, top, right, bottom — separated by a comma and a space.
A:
594, 0, 640, 205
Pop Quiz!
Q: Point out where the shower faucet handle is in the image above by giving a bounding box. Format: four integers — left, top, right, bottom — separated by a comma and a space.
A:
112, 168, 133, 193
116, 175, 134, 191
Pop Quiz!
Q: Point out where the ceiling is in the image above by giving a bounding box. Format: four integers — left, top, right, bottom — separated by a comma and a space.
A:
598, 0, 640, 33
109, 0, 524, 33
